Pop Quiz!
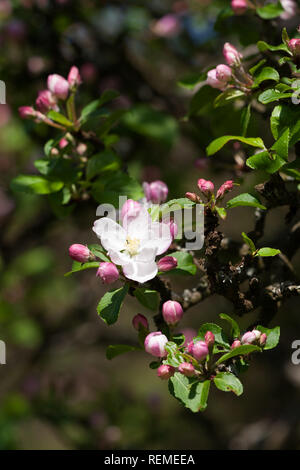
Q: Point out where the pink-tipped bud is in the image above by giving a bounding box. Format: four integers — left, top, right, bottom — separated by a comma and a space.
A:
223, 42, 242, 66
132, 313, 149, 331
162, 300, 183, 326
59, 137, 69, 149
144, 332, 168, 358
259, 333, 267, 346
47, 74, 69, 100
205, 331, 215, 348
252, 329, 261, 340
69, 244, 90, 263
197, 178, 214, 198
121, 199, 141, 222
288, 39, 300, 55
143, 180, 168, 204
18, 106, 36, 119
186, 341, 194, 355
190, 341, 209, 361
157, 364, 175, 380
36, 90, 57, 113
68, 66, 82, 87
185, 192, 199, 203
216, 180, 234, 200
231, 339, 241, 349
178, 362, 195, 377
96, 262, 119, 284
241, 331, 257, 345
216, 64, 232, 82
206, 68, 227, 90
231, 0, 248, 15
157, 256, 178, 272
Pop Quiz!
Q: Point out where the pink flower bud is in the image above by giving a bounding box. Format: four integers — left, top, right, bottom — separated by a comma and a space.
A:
144, 332, 168, 357
231, 339, 241, 349
205, 331, 215, 348
259, 333, 267, 346
36, 90, 57, 113
190, 341, 209, 361
241, 331, 257, 345
206, 68, 227, 90
280, 0, 297, 20
162, 300, 183, 326
231, 0, 248, 15
143, 180, 168, 204
18, 106, 36, 119
47, 74, 69, 100
157, 256, 178, 272
151, 14, 181, 38
96, 262, 119, 284
69, 244, 90, 263
178, 362, 195, 377
216, 64, 232, 82
157, 364, 175, 380
132, 314, 149, 331
288, 39, 300, 55
252, 329, 261, 340
186, 341, 194, 354
197, 178, 214, 197
68, 66, 82, 87
216, 180, 234, 200
185, 192, 199, 203
59, 138, 69, 149
223, 43, 242, 67
121, 199, 141, 222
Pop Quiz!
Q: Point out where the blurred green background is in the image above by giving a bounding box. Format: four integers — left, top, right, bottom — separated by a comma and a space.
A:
0, 0, 299, 450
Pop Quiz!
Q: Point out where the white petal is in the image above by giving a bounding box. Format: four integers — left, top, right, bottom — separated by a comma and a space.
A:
123, 259, 158, 283
125, 207, 152, 239
143, 221, 172, 255
108, 249, 130, 266
93, 217, 126, 252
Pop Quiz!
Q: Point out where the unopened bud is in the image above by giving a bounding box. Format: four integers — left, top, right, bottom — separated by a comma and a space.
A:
47, 74, 69, 100
18, 106, 37, 119
157, 364, 175, 380
205, 331, 215, 348
197, 178, 214, 198
223, 42, 242, 67
121, 199, 141, 222
157, 256, 177, 272
259, 333, 267, 346
207, 68, 227, 90
231, 0, 248, 15
241, 331, 257, 345
143, 180, 168, 204
69, 244, 91, 263
132, 314, 149, 331
288, 38, 300, 56
216, 64, 232, 82
185, 192, 199, 203
178, 362, 195, 377
68, 65, 82, 88
216, 180, 234, 200
231, 339, 241, 349
144, 332, 168, 357
96, 262, 119, 284
190, 340, 209, 361
162, 300, 183, 326
36, 89, 57, 113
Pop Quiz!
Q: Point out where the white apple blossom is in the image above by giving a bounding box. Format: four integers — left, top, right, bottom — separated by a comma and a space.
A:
93, 207, 172, 283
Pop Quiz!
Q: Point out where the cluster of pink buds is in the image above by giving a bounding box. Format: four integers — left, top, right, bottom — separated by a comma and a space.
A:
207, 64, 232, 90
231, 328, 267, 348
231, 0, 248, 15
186, 179, 234, 205
19, 65, 81, 127
162, 300, 183, 326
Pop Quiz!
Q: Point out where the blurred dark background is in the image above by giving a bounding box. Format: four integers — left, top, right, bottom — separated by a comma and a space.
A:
0, 0, 299, 450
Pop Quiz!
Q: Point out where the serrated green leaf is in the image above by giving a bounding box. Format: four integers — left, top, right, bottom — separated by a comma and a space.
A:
168, 251, 197, 275
64, 261, 100, 277
271, 128, 289, 160
227, 193, 266, 210
241, 103, 251, 137
97, 284, 129, 325
246, 151, 286, 174
215, 206, 227, 220
169, 373, 210, 412
256, 325, 280, 350
47, 111, 73, 127
215, 344, 261, 366
241, 231, 256, 253
255, 247, 281, 257
252, 67, 280, 88
207, 135, 265, 156
86, 150, 120, 180
214, 372, 243, 396
214, 89, 245, 108
133, 288, 159, 311
257, 41, 289, 53
197, 323, 230, 349
11, 175, 63, 195
258, 89, 292, 105
219, 313, 241, 339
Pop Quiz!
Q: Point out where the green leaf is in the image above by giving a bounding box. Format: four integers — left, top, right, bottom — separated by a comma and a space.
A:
213, 372, 243, 396
215, 344, 261, 366
92, 172, 144, 206
257, 41, 289, 53
177, 72, 206, 89
219, 313, 241, 339
106, 344, 139, 360
188, 85, 219, 117
258, 89, 292, 105
252, 67, 280, 88
214, 89, 245, 108
207, 135, 265, 156
241, 232, 256, 253
86, 150, 120, 180
255, 247, 281, 257
246, 151, 286, 174
215, 206, 227, 220
88, 244, 110, 262
47, 111, 73, 127
271, 128, 289, 160
226, 193, 266, 210
133, 288, 159, 311
64, 261, 100, 277
249, 59, 267, 75
241, 104, 251, 137
169, 373, 210, 412
97, 284, 129, 325
256, 325, 280, 350
168, 251, 197, 275
80, 90, 120, 120
197, 323, 230, 349
149, 361, 160, 369
122, 105, 178, 147
11, 175, 63, 195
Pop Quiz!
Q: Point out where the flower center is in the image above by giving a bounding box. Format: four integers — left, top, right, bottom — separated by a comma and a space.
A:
125, 236, 140, 257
